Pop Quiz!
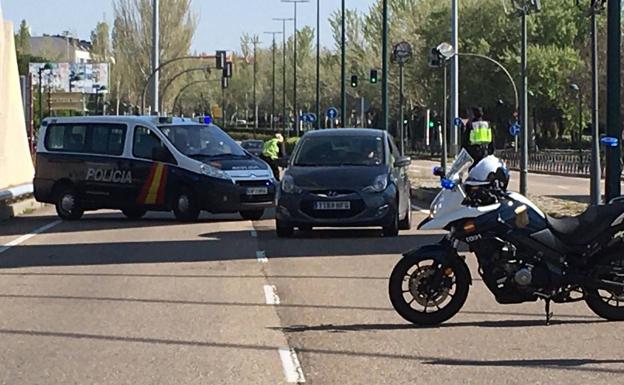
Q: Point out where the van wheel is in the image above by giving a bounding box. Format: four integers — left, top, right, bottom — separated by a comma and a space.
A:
122, 208, 147, 219
240, 209, 264, 221
55, 186, 84, 220
172, 188, 200, 222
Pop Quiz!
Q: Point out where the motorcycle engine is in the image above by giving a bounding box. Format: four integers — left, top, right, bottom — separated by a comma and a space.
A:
475, 240, 551, 304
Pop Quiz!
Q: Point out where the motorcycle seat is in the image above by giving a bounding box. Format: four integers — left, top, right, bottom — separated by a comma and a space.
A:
546, 204, 624, 245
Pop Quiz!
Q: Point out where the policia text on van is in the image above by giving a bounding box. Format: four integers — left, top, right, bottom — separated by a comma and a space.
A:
34, 116, 277, 221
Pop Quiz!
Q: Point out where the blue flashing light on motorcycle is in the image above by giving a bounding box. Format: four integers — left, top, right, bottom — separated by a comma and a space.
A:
441, 178, 455, 190
601, 136, 618, 147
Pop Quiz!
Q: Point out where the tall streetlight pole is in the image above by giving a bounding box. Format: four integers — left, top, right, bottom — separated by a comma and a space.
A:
341, 0, 346, 127
273, 17, 294, 136
252, 35, 259, 136
316, 0, 321, 129
509, 0, 541, 196
151, 0, 159, 115
450, 0, 459, 155
605, 0, 621, 201
381, 0, 389, 131
282, 0, 309, 137
265, 31, 283, 132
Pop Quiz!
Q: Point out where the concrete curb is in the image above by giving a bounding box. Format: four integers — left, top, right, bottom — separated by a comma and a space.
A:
0, 196, 46, 221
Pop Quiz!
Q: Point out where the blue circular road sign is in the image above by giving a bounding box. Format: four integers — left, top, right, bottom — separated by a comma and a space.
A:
326, 107, 338, 119
601, 136, 619, 147
509, 123, 521, 136
453, 117, 462, 127
306, 113, 317, 123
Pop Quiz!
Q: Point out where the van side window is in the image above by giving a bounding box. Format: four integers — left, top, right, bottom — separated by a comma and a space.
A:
133, 126, 174, 163
44, 124, 126, 155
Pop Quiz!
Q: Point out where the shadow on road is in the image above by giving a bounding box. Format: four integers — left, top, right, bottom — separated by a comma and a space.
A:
0, 327, 620, 375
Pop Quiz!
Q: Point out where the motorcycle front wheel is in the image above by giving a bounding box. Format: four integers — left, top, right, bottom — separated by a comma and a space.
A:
389, 254, 470, 325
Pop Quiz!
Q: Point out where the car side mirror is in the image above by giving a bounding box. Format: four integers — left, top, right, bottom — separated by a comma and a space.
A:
277, 156, 290, 168
152, 146, 172, 163
394, 156, 412, 168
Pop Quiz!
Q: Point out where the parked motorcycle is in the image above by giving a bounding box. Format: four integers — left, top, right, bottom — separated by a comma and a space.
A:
389, 149, 624, 325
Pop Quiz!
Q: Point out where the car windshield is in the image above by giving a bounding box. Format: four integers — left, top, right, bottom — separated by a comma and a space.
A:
292, 135, 385, 166
160, 124, 247, 158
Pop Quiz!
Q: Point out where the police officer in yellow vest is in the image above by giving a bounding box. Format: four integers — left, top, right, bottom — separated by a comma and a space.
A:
261, 133, 284, 181
462, 107, 494, 164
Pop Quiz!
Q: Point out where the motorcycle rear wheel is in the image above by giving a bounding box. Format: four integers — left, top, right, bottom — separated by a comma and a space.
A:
389, 254, 470, 325
585, 254, 624, 321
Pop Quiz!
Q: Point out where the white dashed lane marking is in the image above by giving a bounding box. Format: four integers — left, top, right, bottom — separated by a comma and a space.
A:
0, 220, 61, 255
263, 285, 280, 305
278, 347, 306, 383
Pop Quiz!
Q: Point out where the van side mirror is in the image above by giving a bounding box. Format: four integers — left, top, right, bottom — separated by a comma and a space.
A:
152, 146, 172, 163
394, 156, 412, 168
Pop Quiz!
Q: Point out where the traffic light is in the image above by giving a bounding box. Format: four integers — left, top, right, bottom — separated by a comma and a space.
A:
223, 61, 233, 78
369, 69, 378, 84
429, 48, 443, 68
350, 75, 358, 88
216, 50, 226, 70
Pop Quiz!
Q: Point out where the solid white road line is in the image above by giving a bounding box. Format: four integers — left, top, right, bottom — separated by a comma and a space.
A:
256, 250, 268, 263
278, 347, 306, 383
263, 285, 280, 305
0, 220, 62, 255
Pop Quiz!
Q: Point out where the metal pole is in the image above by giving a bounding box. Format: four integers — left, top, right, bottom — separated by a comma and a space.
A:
222, 87, 226, 128
272, 35, 277, 131
443, 65, 448, 173
316, 0, 321, 130
605, 0, 621, 201
399, 64, 405, 155
283, 23, 287, 137
381, 0, 389, 131
450, 0, 459, 155
253, 37, 258, 137
578, 92, 583, 172
341, 0, 346, 127
590, 6, 601, 204
151, 0, 159, 115
360, 97, 365, 128
519, 11, 529, 196
293, 2, 299, 136
38, 70, 43, 126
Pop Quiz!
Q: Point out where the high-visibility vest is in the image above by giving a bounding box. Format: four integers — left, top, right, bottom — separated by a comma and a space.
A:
469, 121, 492, 145
262, 138, 280, 160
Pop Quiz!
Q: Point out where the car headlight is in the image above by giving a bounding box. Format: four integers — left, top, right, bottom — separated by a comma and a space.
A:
363, 174, 389, 193
200, 164, 232, 182
281, 175, 302, 194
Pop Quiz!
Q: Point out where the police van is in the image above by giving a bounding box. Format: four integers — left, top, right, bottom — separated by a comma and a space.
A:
34, 116, 277, 221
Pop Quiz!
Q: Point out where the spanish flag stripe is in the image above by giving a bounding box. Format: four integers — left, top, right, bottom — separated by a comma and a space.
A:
137, 164, 159, 204
155, 165, 168, 205
144, 164, 165, 205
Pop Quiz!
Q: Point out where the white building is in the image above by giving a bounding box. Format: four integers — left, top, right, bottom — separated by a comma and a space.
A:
30, 35, 92, 63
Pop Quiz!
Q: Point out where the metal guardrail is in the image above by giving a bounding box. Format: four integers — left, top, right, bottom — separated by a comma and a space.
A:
0, 184, 33, 202
408, 145, 607, 178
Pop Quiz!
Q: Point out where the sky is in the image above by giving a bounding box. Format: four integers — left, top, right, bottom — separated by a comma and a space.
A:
2, 0, 376, 52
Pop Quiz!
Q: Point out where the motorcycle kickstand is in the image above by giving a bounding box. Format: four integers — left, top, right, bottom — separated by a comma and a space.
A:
544, 298, 553, 325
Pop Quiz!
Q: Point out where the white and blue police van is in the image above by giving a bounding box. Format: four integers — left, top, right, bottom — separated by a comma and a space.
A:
34, 116, 276, 221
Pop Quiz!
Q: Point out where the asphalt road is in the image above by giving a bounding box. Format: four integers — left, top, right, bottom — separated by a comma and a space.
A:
410, 159, 624, 202
1, 206, 623, 384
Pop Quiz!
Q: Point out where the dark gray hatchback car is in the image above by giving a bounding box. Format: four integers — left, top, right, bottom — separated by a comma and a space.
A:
276, 129, 412, 237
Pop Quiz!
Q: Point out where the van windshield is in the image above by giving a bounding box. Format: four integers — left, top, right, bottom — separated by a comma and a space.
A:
160, 124, 247, 158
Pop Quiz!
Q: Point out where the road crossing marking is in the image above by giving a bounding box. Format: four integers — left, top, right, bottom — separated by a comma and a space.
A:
256, 250, 268, 263
0, 220, 61, 255
263, 285, 280, 305
278, 347, 306, 383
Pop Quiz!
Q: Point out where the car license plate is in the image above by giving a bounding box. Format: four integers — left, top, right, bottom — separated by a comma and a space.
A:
246, 187, 268, 196
314, 201, 351, 210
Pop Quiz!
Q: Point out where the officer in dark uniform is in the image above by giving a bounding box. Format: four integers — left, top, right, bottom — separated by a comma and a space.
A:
462, 107, 495, 164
